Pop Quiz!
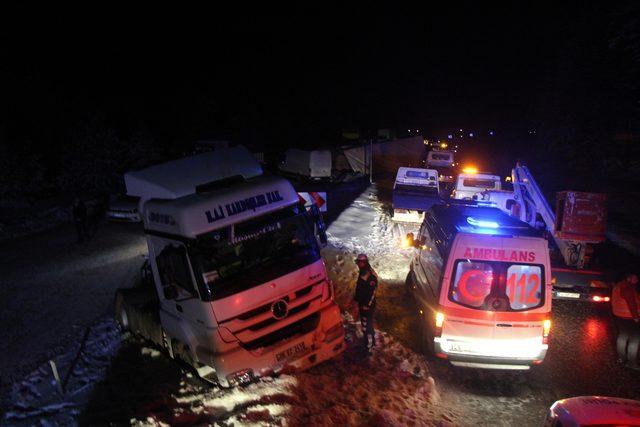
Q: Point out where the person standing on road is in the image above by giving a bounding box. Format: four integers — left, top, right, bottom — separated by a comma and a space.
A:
612, 273, 640, 368
72, 197, 88, 243
353, 253, 379, 353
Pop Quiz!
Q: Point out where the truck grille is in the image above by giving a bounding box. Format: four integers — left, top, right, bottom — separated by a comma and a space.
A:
235, 283, 318, 321
246, 301, 312, 331
240, 312, 320, 351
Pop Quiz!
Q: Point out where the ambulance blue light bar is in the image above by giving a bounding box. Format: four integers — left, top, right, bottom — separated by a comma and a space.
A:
467, 217, 500, 229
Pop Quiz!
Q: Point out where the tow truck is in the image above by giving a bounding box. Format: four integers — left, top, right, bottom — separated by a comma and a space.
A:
510, 163, 609, 303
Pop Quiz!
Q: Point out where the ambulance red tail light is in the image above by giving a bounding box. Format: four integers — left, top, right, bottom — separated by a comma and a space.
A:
543, 319, 551, 344
435, 312, 445, 337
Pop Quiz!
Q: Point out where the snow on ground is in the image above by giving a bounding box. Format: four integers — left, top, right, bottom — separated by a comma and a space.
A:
3, 246, 458, 426
3, 184, 463, 426
326, 184, 416, 283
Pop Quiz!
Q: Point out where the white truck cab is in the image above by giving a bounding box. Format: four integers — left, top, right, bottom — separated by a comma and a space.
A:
392, 167, 440, 223
406, 204, 552, 369
453, 172, 502, 200
544, 396, 640, 426
116, 146, 344, 387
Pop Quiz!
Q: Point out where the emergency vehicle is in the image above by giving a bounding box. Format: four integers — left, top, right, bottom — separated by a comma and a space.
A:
115, 146, 344, 387
392, 167, 440, 224
453, 171, 502, 200
544, 396, 640, 426
405, 204, 552, 369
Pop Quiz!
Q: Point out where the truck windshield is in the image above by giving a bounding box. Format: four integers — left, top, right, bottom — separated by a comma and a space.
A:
449, 260, 544, 311
191, 207, 321, 300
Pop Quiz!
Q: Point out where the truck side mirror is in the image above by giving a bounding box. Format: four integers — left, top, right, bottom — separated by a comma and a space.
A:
309, 204, 328, 247
163, 285, 178, 300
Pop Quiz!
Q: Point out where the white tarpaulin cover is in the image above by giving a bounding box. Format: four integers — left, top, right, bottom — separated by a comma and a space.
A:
342, 136, 425, 175
125, 146, 263, 201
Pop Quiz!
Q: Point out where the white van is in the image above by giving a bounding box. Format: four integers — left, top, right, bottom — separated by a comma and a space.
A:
453, 173, 502, 200
392, 167, 440, 223
426, 150, 454, 168
406, 204, 552, 369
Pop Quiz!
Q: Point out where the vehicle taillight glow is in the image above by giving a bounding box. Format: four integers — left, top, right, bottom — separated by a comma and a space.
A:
435, 312, 445, 328
543, 319, 551, 344
591, 295, 610, 303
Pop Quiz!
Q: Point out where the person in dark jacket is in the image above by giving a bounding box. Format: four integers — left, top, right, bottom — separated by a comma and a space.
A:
72, 197, 88, 242
353, 253, 378, 353
612, 273, 640, 368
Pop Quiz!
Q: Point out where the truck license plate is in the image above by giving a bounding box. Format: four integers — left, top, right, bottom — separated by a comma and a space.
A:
557, 291, 580, 299
276, 342, 307, 363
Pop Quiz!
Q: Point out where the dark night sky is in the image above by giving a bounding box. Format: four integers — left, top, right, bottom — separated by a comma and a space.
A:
0, 5, 617, 153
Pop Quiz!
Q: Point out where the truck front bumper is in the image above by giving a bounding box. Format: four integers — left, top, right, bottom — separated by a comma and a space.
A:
197, 303, 345, 387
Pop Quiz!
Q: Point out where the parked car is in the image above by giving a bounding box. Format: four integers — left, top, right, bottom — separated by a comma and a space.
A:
544, 396, 640, 426
106, 195, 142, 222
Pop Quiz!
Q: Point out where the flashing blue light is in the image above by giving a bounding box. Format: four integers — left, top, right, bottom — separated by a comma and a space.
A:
469, 132, 474, 137
447, 134, 453, 139
467, 217, 500, 229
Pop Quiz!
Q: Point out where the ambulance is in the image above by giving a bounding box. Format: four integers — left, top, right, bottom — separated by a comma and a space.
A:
544, 396, 640, 426
405, 204, 552, 369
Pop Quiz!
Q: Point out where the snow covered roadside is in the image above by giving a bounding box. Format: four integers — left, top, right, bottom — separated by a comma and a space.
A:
3, 247, 454, 426
326, 184, 417, 283
3, 184, 460, 426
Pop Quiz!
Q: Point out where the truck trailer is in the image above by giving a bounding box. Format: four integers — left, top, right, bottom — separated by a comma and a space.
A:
279, 148, 332, 181
115, 146, 344, 387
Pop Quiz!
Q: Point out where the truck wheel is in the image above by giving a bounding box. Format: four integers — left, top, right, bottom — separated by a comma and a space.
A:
404, 271, 414, 298
115, 292, 130, 331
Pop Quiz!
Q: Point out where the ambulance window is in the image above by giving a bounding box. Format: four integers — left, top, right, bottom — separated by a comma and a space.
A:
451, 261, 494, 308
506, 265, 543, 310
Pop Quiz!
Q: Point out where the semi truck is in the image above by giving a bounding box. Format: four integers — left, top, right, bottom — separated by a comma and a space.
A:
114, 146, 345, 387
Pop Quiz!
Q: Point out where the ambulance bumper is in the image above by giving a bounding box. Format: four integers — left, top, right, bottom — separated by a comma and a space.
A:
434, 340, 547, 370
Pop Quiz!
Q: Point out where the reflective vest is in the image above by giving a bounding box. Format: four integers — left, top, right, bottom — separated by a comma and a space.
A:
612, 282, 640, 319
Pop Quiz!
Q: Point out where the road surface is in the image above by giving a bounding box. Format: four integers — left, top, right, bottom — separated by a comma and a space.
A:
2, 182, 640, 425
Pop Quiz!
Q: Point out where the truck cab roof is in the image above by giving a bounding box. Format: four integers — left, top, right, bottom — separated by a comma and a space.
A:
143, 174, 299, 239
125, 146, 263, 202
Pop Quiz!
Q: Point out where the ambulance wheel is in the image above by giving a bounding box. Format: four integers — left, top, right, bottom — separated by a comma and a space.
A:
404, 271, 414, 298
115, 291, 130, 331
